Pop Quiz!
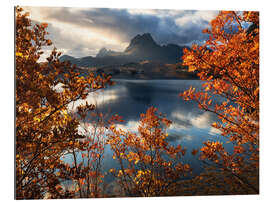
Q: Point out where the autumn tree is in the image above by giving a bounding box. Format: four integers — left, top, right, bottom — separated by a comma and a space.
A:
107, 107, 191, 197
58, 104, 109, 198
15, 7, 112, 199
180, 11, 259, 194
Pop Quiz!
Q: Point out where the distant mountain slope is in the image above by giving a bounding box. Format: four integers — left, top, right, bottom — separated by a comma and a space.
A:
60, 33, 187, 67
59, 33, 198, 79
76, 61, 198, 80
124, 33, 185, 64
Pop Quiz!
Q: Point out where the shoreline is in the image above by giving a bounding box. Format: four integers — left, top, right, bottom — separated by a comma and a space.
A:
110, 76, 200, 81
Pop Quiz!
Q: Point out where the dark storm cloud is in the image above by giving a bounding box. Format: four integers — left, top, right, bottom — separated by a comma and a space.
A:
25, 7, 218, 58
44, 7, 216, 46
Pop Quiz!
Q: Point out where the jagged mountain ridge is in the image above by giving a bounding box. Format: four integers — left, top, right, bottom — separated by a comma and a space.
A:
60, 33, 187, 67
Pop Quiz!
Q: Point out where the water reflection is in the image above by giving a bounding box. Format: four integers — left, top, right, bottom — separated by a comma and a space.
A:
71, 79, 219, 138
64, 79, 231, 191
166, 132, 192, 142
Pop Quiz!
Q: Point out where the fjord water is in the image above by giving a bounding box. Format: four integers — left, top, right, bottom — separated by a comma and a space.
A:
63, 79, 230, 191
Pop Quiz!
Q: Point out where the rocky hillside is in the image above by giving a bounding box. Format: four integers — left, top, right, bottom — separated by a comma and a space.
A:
59, 33, 198, 79
60, 33, 187, 67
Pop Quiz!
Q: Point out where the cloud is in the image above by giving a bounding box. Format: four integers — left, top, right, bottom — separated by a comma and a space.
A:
169, 112, 192, 130
190, 112, 213, 129
114, 120, 193, 142
166, 133, 192, 142
23, 6, 218, 58
116, 120, 140, 132
67, 86, 126, 112
170, 111, 215, 130
208, 127, 221, 136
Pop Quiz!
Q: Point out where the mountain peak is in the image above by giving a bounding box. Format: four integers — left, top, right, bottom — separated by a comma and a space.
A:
96, 47, 122, 58
96, 47, 108, 57
133, 33, 154, 42
60, 32, 185, 66
124, 33, 158, 53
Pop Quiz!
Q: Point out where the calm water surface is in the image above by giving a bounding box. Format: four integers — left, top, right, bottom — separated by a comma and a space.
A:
63, 79, 232, 192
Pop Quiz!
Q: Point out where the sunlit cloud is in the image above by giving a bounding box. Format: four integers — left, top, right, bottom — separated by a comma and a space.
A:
175, 10, 218, 26
22, 6, 219, 59
67, 86, 126, 112
190, 112, 213, 129
170, 111, 214, 130
208, 127, 221, 136
114, 119, 193, 142
116, 120, 140, 132
170, 111, 193, 130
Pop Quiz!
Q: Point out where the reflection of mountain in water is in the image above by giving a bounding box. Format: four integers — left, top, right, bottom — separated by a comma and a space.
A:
64, 79, 231, 193
71, 79, 224, 137
124, 82, 154, 105
79, 80, 215, 128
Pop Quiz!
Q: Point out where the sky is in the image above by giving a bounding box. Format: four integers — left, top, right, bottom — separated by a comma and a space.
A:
22, 6, 218, 59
